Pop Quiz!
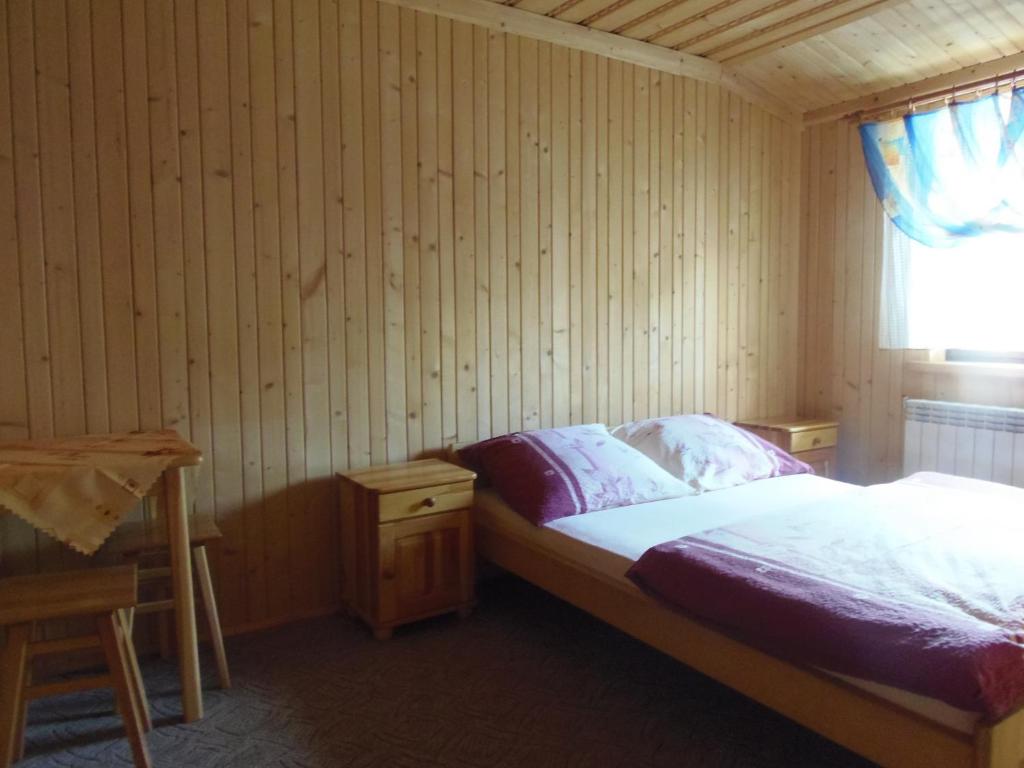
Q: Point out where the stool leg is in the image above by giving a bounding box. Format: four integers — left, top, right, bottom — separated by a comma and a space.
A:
193, 546, 230, 689
0, 623, 31, 768
117, 610, 152, 732
96, 614, 151, 768
133, 554, 172, 659
14, 661, 30, 761
156, 583, 173, 659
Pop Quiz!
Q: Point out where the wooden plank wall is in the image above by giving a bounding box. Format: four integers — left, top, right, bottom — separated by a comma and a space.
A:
0, 0, 801, 633
799, 119, 1023, 485
904, 366, 1024, 411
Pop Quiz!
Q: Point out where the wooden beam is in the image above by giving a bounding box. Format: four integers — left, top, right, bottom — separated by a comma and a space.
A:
379, 0, 719, 79
716, 0, 908, 65
803, 50, 1024, 126
374, 0, 801, 124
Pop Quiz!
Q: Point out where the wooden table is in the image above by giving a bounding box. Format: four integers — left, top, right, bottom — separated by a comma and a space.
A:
0, 430, 205, 723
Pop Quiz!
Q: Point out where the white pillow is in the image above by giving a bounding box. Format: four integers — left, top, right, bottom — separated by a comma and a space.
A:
610, 414, 811, 493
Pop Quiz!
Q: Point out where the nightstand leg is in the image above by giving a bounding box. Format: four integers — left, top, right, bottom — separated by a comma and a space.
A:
373, 627, 393, 641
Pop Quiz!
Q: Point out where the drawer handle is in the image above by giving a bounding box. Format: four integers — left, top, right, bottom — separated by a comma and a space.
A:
423, 497, 437, 508
812, 437, 821, 447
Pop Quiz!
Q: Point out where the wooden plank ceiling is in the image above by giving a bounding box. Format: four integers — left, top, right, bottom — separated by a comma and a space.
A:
484, 0, 1024, 115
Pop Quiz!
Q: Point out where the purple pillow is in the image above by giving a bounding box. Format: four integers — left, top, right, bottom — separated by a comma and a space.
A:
459, 424, 693, 526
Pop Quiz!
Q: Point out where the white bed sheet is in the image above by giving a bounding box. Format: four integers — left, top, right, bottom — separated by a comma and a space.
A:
546, 473, 854, 560
475, 473, 980, 734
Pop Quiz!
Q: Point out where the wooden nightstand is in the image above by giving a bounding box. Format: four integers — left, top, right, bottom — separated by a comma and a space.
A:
337, 459, 477, 639
734, 416, 839, 479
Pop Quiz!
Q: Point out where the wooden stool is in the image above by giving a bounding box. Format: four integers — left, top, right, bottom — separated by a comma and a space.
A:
111, 516, 230, 690
0, 565, 151, 768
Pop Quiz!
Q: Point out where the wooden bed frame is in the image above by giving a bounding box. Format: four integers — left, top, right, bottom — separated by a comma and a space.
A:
473, 513, 1024, 768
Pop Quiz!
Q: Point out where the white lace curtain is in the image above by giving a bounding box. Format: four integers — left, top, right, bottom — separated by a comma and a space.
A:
870, 88, 1024, 351
879, 217, 1024, 351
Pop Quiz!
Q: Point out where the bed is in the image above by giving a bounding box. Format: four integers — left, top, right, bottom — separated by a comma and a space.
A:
469, 469, 1024, 768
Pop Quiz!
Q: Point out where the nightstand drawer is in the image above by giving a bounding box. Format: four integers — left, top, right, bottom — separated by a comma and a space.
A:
378, 482, 474, 523
789, 427, 838, 453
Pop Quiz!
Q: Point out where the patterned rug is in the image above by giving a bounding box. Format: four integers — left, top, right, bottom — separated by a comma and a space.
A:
20, 577, 873, 767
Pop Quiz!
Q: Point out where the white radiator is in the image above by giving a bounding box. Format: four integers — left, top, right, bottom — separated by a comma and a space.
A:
903, 399, 1024, 486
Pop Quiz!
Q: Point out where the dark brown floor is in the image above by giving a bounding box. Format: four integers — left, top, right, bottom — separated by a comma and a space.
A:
20, 577, 873, 767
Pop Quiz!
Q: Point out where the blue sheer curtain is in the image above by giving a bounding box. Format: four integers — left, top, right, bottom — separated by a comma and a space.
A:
859, 88, 1024, 247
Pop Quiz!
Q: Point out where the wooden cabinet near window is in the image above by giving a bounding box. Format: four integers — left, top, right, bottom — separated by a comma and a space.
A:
734, 416, 839, 479
337, 459, 477, 640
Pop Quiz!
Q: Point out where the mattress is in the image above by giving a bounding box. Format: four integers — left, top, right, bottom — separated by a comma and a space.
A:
475, 473, 981, 734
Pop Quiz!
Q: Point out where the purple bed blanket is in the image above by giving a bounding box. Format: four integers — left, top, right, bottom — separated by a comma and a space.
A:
626, 473, 1024, 718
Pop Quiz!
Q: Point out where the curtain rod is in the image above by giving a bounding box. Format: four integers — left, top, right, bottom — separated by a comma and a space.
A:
857, 69, 1023, 123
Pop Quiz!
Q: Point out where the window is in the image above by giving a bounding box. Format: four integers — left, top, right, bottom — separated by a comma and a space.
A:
880, 218, 1024, 356
875, 89, 1024, 359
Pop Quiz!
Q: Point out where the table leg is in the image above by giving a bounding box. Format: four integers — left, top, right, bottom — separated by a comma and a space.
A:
0, 623, 30, 768
163, 466, 202, 722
